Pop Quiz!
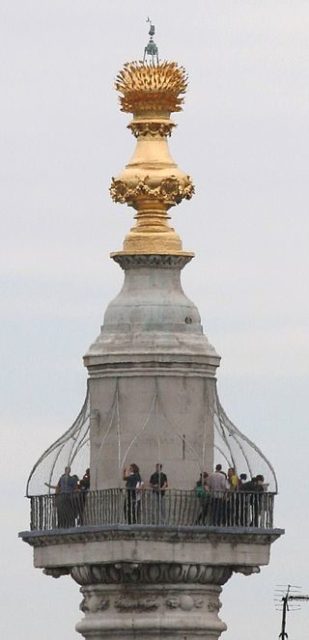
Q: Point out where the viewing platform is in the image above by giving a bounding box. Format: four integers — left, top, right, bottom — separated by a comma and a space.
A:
20, 487, 283, 587
26, 488, 276, 532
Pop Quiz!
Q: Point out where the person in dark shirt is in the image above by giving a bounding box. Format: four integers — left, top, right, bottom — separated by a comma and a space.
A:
79, 468, 90, 492
123, 463, 142, 524
76, 468, 90, 525
149, 463, 168, 524
56, 466, 78, 528
240, 475, 264, 526
58, 466, 78, 493
239, 473, 247, 487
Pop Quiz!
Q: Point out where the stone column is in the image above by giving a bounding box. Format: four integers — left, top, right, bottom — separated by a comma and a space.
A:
72, 563, 232, 640
84, 255, 221, 490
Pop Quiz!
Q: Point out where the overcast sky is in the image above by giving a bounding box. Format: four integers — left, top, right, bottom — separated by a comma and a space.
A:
1, 1, 309, 638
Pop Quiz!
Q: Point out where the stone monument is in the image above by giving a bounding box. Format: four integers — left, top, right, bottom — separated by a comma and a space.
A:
20, 24, 283, 640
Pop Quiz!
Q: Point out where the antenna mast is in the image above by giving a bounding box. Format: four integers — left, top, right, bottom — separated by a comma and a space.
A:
274, 585, 309, 639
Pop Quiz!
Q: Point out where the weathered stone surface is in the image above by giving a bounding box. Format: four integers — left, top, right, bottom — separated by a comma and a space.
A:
75, 582, 227, 640
19, 525, 283, 572
85, 264, 219, 361
83, 260, 220, 490
20, 523, 281, 640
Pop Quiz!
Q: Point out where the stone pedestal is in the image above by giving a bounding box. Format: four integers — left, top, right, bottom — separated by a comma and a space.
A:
20, 525, 283, 640
75, 569, 228, 640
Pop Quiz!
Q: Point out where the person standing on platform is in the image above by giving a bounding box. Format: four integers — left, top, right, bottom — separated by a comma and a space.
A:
76, 468, 90, 525
149, 463, 168, 524
207, 464, 227, 526
123, 463, 142, 524
56, 466, 78, 528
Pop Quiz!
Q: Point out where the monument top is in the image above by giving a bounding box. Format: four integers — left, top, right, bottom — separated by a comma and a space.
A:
110, 34, 194, 257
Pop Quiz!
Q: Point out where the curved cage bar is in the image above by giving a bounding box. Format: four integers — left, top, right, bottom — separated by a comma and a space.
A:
26, 382, 278, 496
26, 385, 91, 497
214, 391, 278, 493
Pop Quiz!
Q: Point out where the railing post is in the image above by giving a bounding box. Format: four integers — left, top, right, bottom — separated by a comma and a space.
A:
30, 497, 34, 531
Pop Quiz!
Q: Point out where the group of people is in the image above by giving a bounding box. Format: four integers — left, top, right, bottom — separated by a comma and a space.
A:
195, 464, 266, 526
196, 464, 265, 492
45, 466, 90, 528
47, 462, 267, 529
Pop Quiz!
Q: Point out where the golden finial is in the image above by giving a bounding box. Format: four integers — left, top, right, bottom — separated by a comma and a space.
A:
110, 34, 194, 258
115, 61, 188, 114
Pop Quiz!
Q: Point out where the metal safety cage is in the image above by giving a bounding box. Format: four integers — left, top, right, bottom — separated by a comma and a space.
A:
26, 384, 91, 497
26, 382, 278, 496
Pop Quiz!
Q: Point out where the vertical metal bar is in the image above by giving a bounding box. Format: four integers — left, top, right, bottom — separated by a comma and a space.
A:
270, 493, 274, 528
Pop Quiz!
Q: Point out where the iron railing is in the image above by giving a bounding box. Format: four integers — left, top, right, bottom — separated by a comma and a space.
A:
29, 488, 275, 531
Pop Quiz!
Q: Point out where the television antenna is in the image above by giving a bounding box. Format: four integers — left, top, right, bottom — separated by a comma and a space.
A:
274, 585, 309, 638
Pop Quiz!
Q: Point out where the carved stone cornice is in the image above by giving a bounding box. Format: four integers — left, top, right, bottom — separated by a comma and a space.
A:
71, 563, 233, 586
112, 254, 192, 270
20, 524, 284, 548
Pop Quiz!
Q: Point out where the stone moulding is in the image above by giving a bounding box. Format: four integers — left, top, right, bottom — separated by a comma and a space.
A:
20, 524, 284, 548
70, 563, 233, 586
44, 561, 260, 587
112, 254, 193, 270
110, 175, 194, 206
84, 363, 220, 380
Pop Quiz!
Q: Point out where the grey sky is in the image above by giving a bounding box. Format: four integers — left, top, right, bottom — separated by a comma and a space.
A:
1, 1, 309, 638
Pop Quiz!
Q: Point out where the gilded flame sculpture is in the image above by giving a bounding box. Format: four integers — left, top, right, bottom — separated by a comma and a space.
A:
110, 60, 195, 257
115, 61, 188, 113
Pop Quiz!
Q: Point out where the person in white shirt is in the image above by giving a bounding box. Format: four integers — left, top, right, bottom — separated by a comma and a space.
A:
207, 464, 228, 492
207, 464, 227, 525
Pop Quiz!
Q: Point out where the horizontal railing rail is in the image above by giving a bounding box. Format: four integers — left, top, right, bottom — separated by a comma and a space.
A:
29, 488, 275, 532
